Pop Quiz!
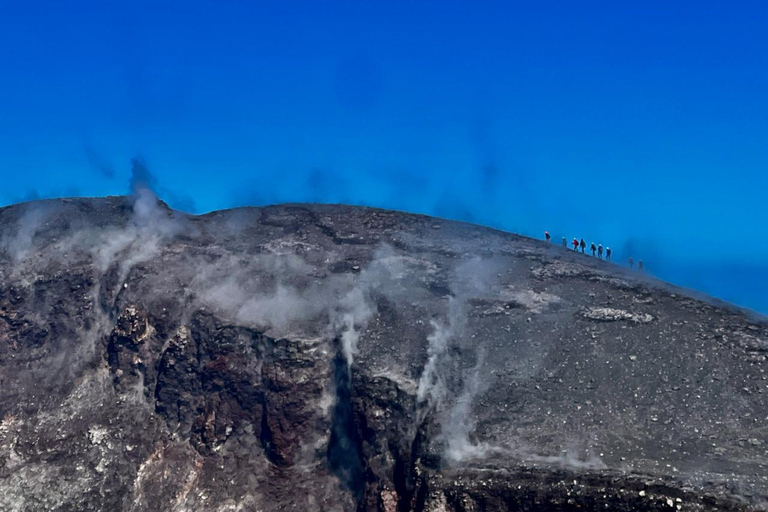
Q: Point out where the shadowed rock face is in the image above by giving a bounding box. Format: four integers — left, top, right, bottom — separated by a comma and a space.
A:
0, 196, 766, 511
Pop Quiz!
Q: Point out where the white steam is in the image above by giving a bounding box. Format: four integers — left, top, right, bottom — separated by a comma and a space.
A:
440, 351, 491, 463
97, 186, 183, 276
333, 245, 409, 367
0, 203, 56, 263
195, 244, 410, 367
335, 286, 374, 367
416, 298, 458, 405
0, 167, 191, 401
415, 255, 504, 463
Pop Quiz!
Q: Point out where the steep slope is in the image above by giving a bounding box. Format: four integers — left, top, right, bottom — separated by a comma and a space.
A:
0, 195, 766, 511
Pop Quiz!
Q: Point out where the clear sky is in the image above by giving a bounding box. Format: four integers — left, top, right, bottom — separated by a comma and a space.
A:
1, 1, 766, 313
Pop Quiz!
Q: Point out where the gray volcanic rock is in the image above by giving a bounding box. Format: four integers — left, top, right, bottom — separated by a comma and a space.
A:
0, 195, 766, 511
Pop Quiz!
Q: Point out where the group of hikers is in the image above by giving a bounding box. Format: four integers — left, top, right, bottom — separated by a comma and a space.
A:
544, 231, 643, 271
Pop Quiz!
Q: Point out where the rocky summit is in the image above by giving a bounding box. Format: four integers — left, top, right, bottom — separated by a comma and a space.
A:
0, 195, 766, 512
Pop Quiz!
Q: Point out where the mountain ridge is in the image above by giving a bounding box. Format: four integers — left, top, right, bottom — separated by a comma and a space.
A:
0, 195, 766, 511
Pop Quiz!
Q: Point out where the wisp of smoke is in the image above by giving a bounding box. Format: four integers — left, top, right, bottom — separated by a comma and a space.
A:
335, 286, 374, 368
440, 349, 491, 463
194, 244, 410, 369
89, 157, 186, 298
129, 157, 156, 194
0, 158, 189, 401
85, 146, 116, 180
333, 245, 412, 367
416, 255, 500, 404
0, 203, 56, 262
414, 255, 506, 462
416, 309, 453, 406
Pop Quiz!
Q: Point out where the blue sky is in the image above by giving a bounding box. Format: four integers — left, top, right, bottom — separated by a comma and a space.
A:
1, 1, 766, 313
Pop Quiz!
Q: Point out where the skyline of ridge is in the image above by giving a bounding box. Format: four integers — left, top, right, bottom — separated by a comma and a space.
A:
1, 1, 766, 313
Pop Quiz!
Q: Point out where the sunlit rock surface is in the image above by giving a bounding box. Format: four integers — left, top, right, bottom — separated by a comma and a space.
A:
0, 196, 766, 511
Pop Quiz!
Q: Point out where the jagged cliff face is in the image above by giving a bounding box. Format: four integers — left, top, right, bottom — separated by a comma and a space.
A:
0, 196, 766, 511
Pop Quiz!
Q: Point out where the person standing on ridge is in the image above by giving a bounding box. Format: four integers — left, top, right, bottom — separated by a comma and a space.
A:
628, 257, 635, 269
572, 238, 579, 251
606, 247, 612, 261
598, 244, 603, 260
545, 231, 551, 242
638, 260, 644, 272
562, 237, 567, 247
590, 242, 596, 256
580, 239, 586, 253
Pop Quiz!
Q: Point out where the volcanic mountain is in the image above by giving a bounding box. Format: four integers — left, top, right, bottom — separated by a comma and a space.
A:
0, 194, 766, 511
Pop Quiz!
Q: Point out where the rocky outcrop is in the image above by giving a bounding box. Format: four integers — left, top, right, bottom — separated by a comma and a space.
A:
581, 306, 655, 323
0, 197, 766, 511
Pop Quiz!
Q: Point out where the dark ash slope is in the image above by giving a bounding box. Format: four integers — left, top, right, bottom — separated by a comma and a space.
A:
0, 196, 766, 511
